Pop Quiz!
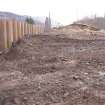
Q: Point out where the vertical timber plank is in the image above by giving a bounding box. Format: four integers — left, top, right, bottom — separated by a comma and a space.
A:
13, 20, 18, 42
0, 19, 8, 50
6, 20, 13, 48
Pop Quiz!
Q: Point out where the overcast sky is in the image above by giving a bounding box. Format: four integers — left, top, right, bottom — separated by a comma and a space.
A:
0, 0, 105, 25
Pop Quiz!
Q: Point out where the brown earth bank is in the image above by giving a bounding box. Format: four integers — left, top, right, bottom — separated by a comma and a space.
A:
1, 33, 105, 104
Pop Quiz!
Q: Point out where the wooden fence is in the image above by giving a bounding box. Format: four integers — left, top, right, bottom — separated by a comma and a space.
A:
0, 19, 44, 51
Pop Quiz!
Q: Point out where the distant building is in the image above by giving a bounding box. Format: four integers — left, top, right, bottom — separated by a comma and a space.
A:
44, 12, 51, 32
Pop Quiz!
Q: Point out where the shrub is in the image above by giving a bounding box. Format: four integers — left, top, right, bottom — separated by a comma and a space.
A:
25, 17, 35, 24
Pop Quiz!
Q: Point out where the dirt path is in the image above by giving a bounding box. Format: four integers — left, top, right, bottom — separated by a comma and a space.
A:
0, 34, 105, 104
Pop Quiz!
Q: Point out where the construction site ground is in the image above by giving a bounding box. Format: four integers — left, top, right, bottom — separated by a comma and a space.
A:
1, 28, 105, 104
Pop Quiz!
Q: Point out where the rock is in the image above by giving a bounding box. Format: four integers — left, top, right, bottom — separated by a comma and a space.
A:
14, 97, 21, 104
84, 72, 88, 75
72, 76, 80, 80
63, 92, 69, 97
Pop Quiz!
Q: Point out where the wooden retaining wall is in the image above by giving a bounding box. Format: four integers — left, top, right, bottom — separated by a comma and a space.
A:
0, 19, 44, 51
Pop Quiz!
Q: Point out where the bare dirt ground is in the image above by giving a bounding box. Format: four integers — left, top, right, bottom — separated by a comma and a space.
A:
1, 30, 105, 104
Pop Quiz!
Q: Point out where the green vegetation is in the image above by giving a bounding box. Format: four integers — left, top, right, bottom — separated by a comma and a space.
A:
25, 17, 35, 24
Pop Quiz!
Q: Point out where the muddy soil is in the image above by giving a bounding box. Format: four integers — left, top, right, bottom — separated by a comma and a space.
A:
0, 34, 105, 105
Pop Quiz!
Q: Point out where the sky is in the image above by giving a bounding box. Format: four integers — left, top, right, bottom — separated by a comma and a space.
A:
0, 0, 105, 25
